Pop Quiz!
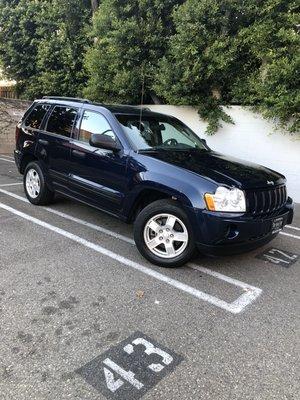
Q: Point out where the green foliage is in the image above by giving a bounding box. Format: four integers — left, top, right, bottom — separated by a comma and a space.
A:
0, 0, 91, 99
0, 0, 298, 135
84, 0, 184, 104
33, 0, 91, 98
233, 0, 300, 134
153, 0, 247, 133
0, 0, 42, 85
154, 0, 299, 134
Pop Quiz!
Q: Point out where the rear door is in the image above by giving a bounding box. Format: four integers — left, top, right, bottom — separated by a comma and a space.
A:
36, 104, 80, 192
68, 109, 128, 214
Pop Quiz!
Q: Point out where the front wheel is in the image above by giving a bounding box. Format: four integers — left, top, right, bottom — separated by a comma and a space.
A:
134, 199, 196, 267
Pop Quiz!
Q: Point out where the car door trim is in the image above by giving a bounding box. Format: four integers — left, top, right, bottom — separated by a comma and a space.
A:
69, 174, 122, 204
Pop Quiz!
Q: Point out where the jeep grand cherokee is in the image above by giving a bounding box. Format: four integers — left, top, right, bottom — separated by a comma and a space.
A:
14, 97, 294, 267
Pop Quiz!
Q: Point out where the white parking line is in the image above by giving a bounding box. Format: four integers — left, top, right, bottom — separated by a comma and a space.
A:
0, 154, 14, 159
0, 183, 23, 187
43, 207, 134, 244
0, 188, 28, 201
0, 188, 134, 244
279, 231, 300, 240
0, 157, 14, 163
189, 264, 262, 313
0, 201, 261, 314
286, 225, 300, 231
7, 185, 300, 311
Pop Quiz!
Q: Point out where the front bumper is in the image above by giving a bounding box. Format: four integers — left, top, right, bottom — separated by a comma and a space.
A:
191, 198, 294, 256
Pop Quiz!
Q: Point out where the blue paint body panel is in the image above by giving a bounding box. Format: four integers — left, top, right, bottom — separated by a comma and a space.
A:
14, 99, 294, 255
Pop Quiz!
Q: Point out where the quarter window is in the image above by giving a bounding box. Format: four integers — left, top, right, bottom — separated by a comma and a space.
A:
46, 106, 78, 137
25, 104, 50, 129
79, 110, 116, 143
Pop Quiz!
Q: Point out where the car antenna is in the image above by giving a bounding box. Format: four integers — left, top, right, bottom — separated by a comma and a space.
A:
138, 64, 145, 133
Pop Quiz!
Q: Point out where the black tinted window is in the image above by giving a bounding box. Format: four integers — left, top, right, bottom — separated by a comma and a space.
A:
79, 111, 115, 143
46, 106, 77, 137
25, 104, 50, 129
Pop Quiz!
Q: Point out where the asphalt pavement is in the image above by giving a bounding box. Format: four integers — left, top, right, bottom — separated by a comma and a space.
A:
0, 155, 299, 400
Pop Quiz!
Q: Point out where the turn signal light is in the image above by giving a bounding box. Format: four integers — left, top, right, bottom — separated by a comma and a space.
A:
204, 193, 215, 211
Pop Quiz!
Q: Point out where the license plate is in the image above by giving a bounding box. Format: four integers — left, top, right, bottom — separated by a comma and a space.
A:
271, 217, 284, 234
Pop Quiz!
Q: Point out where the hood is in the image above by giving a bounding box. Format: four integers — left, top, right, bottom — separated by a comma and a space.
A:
142, 150, 285, 189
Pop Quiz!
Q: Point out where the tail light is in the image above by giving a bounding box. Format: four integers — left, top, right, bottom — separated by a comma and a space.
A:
15, 124, 21, 145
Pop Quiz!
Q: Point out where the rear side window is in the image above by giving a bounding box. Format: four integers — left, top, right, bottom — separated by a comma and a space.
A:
25, 104, 50, 129
46, 106, 78, 138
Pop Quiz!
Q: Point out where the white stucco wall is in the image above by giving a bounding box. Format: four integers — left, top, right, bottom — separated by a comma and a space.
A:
145, 105, 300, 203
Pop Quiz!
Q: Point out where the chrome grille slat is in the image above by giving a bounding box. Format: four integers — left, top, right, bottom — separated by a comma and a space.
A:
271, 189, 276, 211
254, 192, 258, 214
278, 186, 282, 209
247, 185, 287, 215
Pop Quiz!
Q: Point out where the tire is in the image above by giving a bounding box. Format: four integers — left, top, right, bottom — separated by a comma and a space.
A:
134, 199, 196, 267
23, 161, 54, 205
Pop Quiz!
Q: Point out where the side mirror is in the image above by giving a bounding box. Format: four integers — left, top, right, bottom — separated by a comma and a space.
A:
201, 138, 207, 145
89, 133, 121, 152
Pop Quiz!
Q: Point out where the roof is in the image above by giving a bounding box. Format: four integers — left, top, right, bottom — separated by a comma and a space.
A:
39, 96, 160, 116
97, 104, 151, 114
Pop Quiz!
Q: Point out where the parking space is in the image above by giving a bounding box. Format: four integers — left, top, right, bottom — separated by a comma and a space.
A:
0, 156, 299, 400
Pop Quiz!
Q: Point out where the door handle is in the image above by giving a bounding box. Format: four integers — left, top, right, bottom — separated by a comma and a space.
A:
24, 128, 34, 135
72, 149, 86, 158
38, 139, 49, 146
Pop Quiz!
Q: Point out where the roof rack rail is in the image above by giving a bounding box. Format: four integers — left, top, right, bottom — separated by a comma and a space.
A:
42, 96, 91, 104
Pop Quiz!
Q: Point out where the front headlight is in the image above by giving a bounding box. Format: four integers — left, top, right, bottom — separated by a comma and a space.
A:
204, 187, 246, 212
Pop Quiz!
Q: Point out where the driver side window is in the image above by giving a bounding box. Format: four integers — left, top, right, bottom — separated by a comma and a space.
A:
79, 110, 116, 143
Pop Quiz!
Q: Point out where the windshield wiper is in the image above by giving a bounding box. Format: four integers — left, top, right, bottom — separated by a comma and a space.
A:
138, 146, 208, 154
137, 147, 168, 153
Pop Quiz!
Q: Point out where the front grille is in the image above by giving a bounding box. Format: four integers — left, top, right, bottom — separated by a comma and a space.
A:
246, 185, 287, 215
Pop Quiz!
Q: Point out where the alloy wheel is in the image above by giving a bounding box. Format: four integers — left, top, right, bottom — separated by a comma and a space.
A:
143, 213, 189, 259
25, 168, 41, 199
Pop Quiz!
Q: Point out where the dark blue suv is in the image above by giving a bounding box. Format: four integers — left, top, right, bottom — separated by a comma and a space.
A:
14, 97, 294, 267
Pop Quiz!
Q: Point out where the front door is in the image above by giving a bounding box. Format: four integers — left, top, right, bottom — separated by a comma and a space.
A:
68, 110, 128, 214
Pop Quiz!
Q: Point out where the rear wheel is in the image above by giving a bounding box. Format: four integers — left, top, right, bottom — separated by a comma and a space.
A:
134, 199, 196, 267
24, 161, 54, 205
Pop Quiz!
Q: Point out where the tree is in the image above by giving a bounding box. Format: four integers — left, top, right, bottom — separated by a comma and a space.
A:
153, 0, 260, 133
84, 0, 184, 104
154, 0, 299, 134
233, 0, 300, 134
0, 0, 92, 98
31, 0, 92, 98
0, 0, 298, 135
0, 0, 43, 93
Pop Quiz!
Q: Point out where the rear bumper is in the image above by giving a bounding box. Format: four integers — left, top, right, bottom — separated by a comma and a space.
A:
191, 198, 294, 256
14, 150, 22, 172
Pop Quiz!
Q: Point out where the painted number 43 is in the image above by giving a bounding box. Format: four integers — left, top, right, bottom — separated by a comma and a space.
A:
104, 337, 173, 393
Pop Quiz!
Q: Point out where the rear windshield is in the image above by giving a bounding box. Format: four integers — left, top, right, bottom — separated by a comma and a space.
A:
25, 104, 50, 129
115, 114, 207, 151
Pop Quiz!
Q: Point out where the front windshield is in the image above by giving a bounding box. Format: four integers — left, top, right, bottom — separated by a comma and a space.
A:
116, 114, 208, 151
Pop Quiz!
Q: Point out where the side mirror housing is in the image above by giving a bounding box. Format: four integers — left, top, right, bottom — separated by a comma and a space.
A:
89, 133, 121, 152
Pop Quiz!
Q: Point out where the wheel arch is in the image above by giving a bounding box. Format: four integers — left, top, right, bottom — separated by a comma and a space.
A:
126, 186, 192, 223
20, 153, 38, 174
